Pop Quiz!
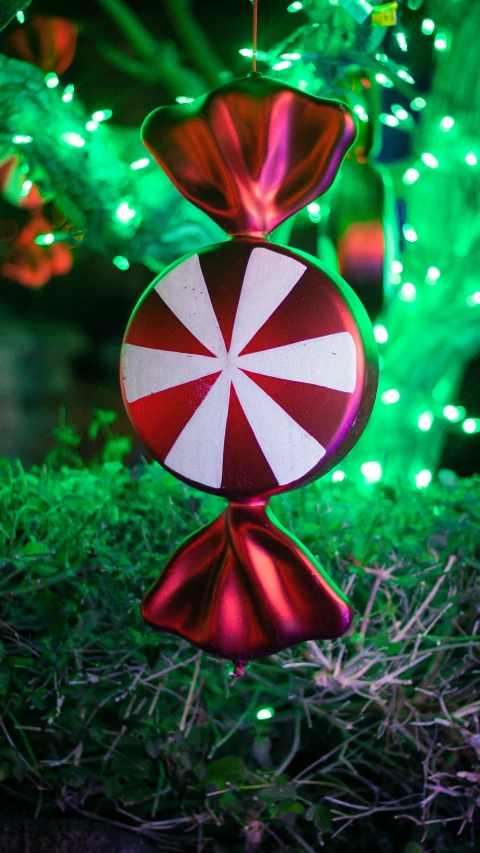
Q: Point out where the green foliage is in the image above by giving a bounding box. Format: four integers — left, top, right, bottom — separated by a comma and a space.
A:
1, 457, 479, 852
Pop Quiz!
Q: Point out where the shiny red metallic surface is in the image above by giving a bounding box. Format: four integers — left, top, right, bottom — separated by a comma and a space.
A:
142, 500, 352, 662
6, 15, 78, 76
142, 75, 356, 238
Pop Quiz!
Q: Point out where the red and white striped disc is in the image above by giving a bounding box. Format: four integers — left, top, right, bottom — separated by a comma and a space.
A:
121, 240, 377, 498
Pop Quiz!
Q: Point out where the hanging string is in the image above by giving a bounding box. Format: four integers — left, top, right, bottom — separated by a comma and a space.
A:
252, 0, 258, 72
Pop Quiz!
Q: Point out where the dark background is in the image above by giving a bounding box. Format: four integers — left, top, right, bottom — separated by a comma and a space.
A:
0, 0, 478, 473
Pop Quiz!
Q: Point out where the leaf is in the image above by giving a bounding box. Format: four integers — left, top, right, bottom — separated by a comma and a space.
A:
306, 804, 332, 830
205, 756, 248, 787
24, 541, 50, 556
277, 799, 305, 816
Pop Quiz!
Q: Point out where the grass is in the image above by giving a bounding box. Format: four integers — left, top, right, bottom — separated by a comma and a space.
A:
0, 447, 479, 852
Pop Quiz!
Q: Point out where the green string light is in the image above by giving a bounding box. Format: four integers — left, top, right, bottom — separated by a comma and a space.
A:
35, 233, 55, 246
273, 60, 292, 71
434, 33, 448, 51
113, 256, 130, 271
403, 224, 418, 243
256, 708, 274, 720
130, 158, 150, 170
61, 131, 86, 148
373, 325, 388, 344
403, 168, 420, 185
331, 470, 346, 482
381, 389, 400, 405
361, 462, 382, 484
62, 84, 75, 103
12, 135, 32, 144
287, 1, 303, 12
16, 10, 25, 23
443, 405, 464, 422
463, 418, 479, 434
411, 97, 426, 111
45, 72, 59, 89
439, 116, 454, 132
380, 114, 399, 127
375, 73, 394, 88
397, 69, 415, 85
85, 120, 99, 132
421, 19, 435, 36
415, 470, 432, 488
426, 267, 440, 284
92, 110, 113, 122
391, 260, 403, 274
400, 282, 417, 302
115, 201, 137, 224
465, 152, 477, 166
421, 152, 439, 169
417, 411, 434, 431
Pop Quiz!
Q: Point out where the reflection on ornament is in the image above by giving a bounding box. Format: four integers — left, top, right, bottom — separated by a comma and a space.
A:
120, 75, 378, 667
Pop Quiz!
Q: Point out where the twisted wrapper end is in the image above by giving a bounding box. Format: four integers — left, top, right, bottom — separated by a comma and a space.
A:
142, 500, 352, 664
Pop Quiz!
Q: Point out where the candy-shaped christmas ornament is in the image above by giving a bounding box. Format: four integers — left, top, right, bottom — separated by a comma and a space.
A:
121, 73, 378, 673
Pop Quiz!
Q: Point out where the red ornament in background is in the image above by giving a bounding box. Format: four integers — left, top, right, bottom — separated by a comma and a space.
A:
1, 213, 72, 288
5, 15, 78, 75
121, 75, 378, 670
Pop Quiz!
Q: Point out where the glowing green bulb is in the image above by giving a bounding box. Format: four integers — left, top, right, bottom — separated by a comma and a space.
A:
239, 48, 253, 57
392, 105, 409, 121
331, 470, 346, 483
373, 325, 388, 344
85, 120, 99, 132
389, 272, 402, 285
61, 131, 86, 148
281, 52, 301, 60
426, 267, 440, 284
400, 282, 416, 302
307, 201, 321, 222
439, 116, 454, 132
92, 110, 113, 122
421, 152, 439, 169
175, 95, 195, 104
463, 418, 479, 434
443, 405, 464, 422
411, 97, 426, 111
45, 72, 59, 89
298, 79, 308, 90
396, 33, 408, 52
403, 225, 418, 243
35, 233, 55, 246
417, 411, 434, 431
472, 292, 480, 304
273, 60, 292, 71
130, 157, 150, 170
415, 470, 432, 488
287, 1, 303, 11
397, 69, 415, 84
421, 19, 435, 35
256, 708, 274, 720
113, 256, 130, 271
20, 179, 32, 197
434, 33, 448, 51
380, 114, 399, 127
465, 152, 477, 166
403, 168, 420, 185
115, 201, 137, 224
381, 389, 400, 405
375, 73, 394, 88
16, 10, 25, 23
12, 135, 32, 144
391, 260, 403, 274
62, 84, 74, 103
361, 461, 382, 484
